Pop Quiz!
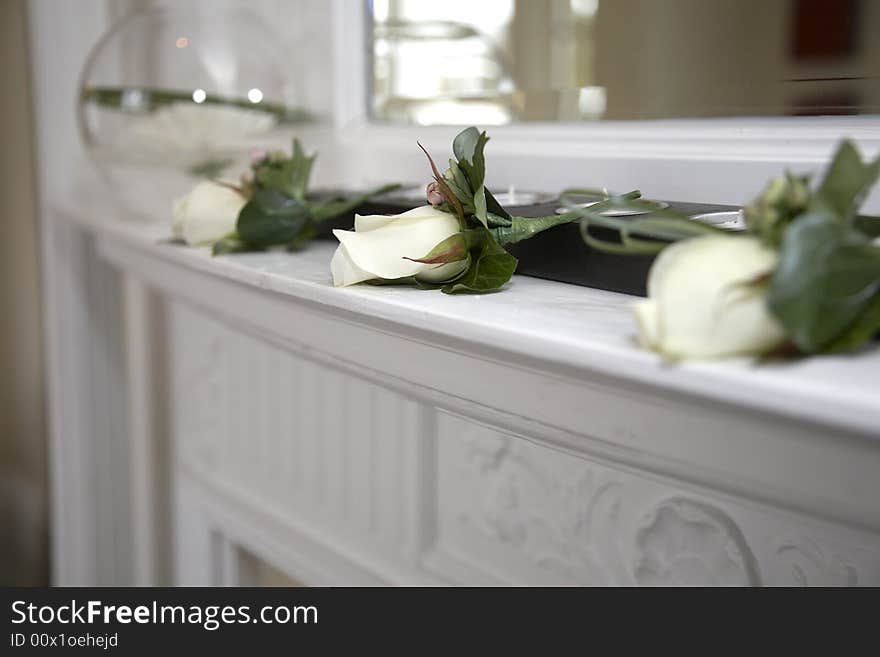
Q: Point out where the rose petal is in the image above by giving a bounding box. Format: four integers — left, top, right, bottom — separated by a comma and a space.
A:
330, 243, 375, 287
333, 208, 462, 282
632, 299, 659, 349
173, 181, 246, 246
641, 235, 785, 359
354, 204, 438, 232
414, 258, 469, 283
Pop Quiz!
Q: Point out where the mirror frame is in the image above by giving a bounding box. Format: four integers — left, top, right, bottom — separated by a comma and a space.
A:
331, 0, 880, 211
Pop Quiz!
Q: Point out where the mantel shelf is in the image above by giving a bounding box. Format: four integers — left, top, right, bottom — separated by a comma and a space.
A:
60, 191, 880, 439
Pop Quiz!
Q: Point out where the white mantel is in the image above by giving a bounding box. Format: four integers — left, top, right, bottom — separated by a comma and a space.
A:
52, 192, 880, 587
24, 0, 880, 589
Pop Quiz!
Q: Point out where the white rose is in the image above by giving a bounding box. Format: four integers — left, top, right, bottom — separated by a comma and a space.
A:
172, 181, 247, 246
633, 234, 786, 359
331, 205, 469, 286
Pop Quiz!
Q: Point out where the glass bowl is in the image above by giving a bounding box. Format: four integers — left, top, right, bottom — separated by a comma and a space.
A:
79, 5, 309, 219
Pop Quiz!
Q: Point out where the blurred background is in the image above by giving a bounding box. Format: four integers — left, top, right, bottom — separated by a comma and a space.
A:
372, 0, 880, 124
1, 0, 334, 587
1, 0, 877, 587
0, 0, 47, 586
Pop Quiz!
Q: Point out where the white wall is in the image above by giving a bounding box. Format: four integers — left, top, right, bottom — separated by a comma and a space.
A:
0, 0, 47, 587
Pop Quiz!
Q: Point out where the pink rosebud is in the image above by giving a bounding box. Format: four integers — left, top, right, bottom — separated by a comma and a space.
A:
249, 148, 267, 165
426, 181, 445, 205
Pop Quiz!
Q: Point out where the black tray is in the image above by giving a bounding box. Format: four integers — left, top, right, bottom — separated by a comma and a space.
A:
506, 199, 737, 297
312, 190, 737, 297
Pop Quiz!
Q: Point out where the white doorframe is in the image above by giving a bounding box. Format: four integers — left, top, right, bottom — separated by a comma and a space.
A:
28, 0, 135, 585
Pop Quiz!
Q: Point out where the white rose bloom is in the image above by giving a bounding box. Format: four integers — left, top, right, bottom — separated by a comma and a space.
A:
172, 181, 247, 246
331, 205, 469, 286
633, 234, 786, 359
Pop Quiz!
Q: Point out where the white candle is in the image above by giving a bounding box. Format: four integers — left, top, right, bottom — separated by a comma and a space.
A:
491, 185, 541, 206
399, 183, 547, 206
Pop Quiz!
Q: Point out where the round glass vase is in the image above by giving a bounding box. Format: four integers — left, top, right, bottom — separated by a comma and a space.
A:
78, 5, 308, 220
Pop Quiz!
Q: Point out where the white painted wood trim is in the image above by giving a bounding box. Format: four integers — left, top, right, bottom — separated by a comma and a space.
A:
30, 0, 880, 587
27, 0, 136, 585
89, 227, 880, 585
122, 275, 169, 586
331, 0, 880, 211
79, 218, 878, 440
88, 227, 880, 535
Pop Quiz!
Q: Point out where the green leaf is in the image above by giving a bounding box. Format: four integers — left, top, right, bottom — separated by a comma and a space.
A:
253, 138, 316, 201
236, 189, 312, 247
473, 184, 489, 227
484, 187, 512, 221
82, 85, 313, 124
561, 188, 642, 202
310, 183, 402, 222
855, 215, 880, 238
487, 212, 512, 227
404, 232, 470, 265
452, 127, 489, 194
289, 139, 316, 200
189, 158, 234, 179
286, 224, 317, 251
253, 189, 308, 217
813, 140, 880, 223
491, 213, 580, 245
364, 274, 459, 290
743, 172, 811, 247
452, 127, 481, 162
824, 292, 880, 353
440, 129, 507, 228
453, 128, 487, 186
442, 229, 517, 294
443, 160, 474, 211
419, 142, 465, 223
211, 234, 259, 255
571, 196, 725, 255
365, 276, 419, 287
446, 128, 491, 227
767, 212, 880, 353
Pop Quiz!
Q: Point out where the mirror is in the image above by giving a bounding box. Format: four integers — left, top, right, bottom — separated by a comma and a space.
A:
369, 0, 880, 125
